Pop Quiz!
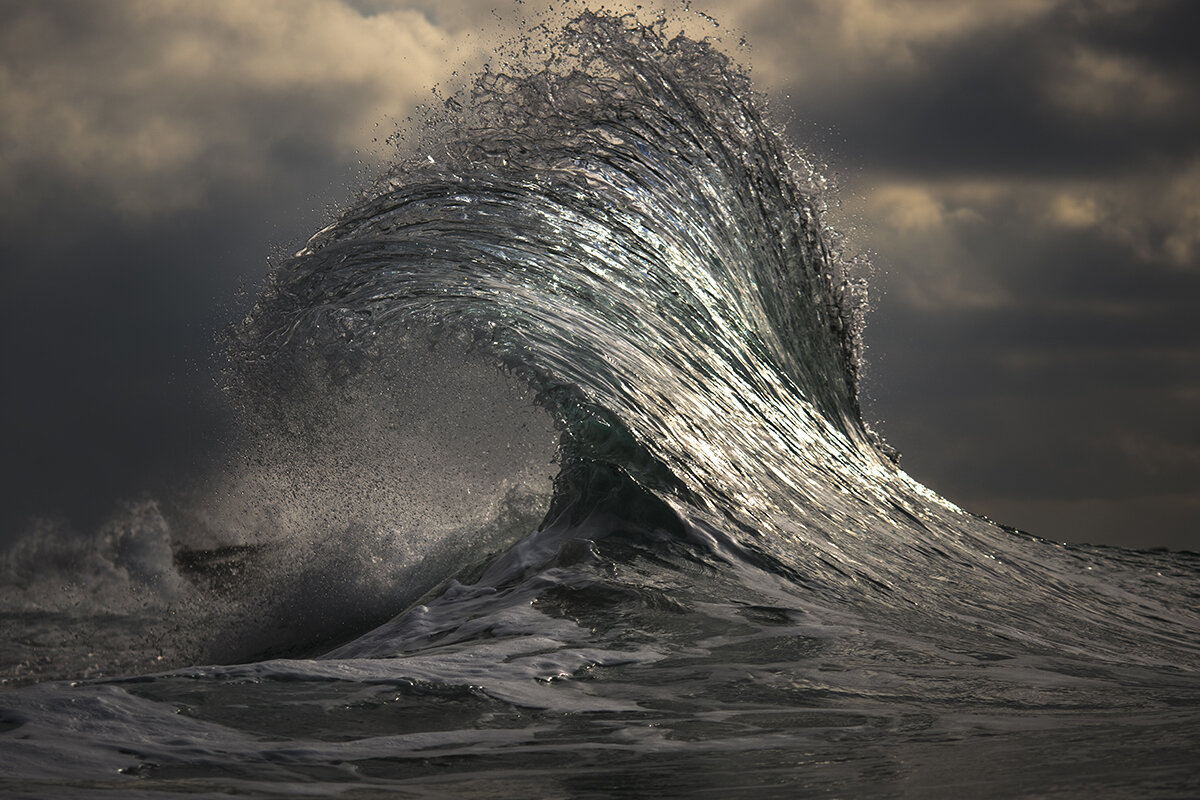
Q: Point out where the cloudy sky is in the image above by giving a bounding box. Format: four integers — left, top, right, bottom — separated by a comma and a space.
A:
2, 0, 1197, 550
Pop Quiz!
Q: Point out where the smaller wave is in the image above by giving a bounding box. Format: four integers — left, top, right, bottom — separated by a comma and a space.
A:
1, 501, 184, 616
0, 501, 193, 685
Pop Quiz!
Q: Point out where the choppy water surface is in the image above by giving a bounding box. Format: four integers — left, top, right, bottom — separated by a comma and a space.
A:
2, 10, 1198, 798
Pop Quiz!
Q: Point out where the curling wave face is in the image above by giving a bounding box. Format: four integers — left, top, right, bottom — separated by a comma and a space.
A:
2, 10, 1199, 798
227, 10, 1198, 658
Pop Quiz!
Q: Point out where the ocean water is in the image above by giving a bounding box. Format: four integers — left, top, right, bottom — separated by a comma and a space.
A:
3, 11, 1199, 798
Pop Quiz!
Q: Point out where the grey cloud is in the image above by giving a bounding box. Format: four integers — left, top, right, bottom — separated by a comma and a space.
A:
0, 0, 467, 216
714, 0, 1200, 179
849, 162, 1200, 320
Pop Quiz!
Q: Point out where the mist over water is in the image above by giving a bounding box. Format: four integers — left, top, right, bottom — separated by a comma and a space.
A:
2, 332, 558, 682
1, 9, 1198, 797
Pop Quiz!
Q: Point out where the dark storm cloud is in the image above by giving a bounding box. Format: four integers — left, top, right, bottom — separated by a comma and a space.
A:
726, 0, 1200, 177
0, 170, 352, 538
819, 15, 1198, 177
858, 191, 1200, 548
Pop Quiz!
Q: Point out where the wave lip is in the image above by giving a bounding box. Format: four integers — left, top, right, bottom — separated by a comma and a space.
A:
231, 12, 870, 510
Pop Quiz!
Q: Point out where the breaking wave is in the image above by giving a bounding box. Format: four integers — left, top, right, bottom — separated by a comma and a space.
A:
2, 10, 1198, 798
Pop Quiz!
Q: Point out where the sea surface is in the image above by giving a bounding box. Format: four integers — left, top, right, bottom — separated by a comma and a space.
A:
2, 11, 1199, 798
